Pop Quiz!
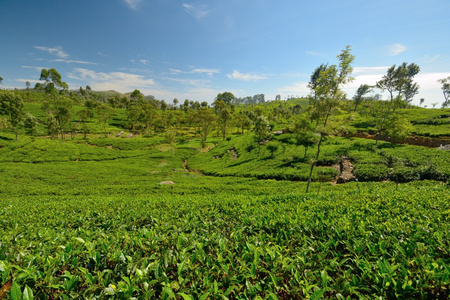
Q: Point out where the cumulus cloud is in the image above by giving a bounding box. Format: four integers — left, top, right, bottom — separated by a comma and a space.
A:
277, 81, 310, 97
387, 43, 407, 56
227, 70, 267, 81
182, 3, 210, 20
169, 67, 220, 77
34, 46, 69, 58
68, 68, 156, 92
123, 0, 142, 10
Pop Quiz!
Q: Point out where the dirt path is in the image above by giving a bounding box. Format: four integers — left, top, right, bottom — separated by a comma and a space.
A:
336, 156, 356, 184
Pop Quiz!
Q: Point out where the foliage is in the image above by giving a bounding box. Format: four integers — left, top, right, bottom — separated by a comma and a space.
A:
438, 76, 450, 108
306, 45, 355, 192
0, 91, 24, 140
376, 63, 420, 104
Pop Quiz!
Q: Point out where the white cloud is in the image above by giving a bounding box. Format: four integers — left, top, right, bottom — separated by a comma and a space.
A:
15, 79, 40, 85
51, 59, 97, 65
306, 51, 322, 56
386, 43, 407, 56
169, 67, 220, 77
68, 68, 156, 92
353, 66, 390, 74
415, 72, 450, 90
227, 70, 267, 81
277, 81, 310, 97
123, 0, 142, 10
164, 77, 210, 87
191, 68, 220, 76
422, 54, 441, 63
34, 46, 69, 58
139, 59, 149, 65
169, 68, 183, 74
21, 65, 48, 72
182, 3, 210, 20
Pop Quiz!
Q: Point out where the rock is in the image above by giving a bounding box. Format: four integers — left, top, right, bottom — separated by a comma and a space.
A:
115, 131, 124, 137
159, 181, 175, 185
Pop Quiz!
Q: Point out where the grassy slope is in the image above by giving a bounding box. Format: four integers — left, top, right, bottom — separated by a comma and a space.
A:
0, 134, 449, 298
188, 133, 450, 183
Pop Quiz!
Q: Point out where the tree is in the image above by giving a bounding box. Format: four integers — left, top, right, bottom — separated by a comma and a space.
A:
214, 100, 233, 140
166, 126, 177, 157
173, 98, 179, 109
353, 84, 372, 111
376, 62, 420, 105
0, 91, 25, 140
253, 115, 270, 156
370, 101, 412, 144
196, 107, 215, 148
420, 98, 425, 107
215, 92, 235, 106
97, 104, 111, 137
23, 112, 38, 135
52, 97, 73, 139
46, 113, 59, 139
293, 115, 318, 159
79, 107, 94, 138
38, 68, 68, 95
438, 76, 450, 108
306, 45, 355, 193
0, 76, 3, 84
308, 64, 328, 107
234, 113, 252, 134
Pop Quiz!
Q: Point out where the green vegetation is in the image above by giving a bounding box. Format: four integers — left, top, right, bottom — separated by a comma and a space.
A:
1, 54, 450, 298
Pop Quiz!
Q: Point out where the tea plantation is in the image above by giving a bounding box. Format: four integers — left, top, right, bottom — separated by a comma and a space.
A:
0, 132, 449, 299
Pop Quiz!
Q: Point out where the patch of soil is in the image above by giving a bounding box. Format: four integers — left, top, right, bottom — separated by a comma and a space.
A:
336, 156, 356, 184
230, 147, 238, 160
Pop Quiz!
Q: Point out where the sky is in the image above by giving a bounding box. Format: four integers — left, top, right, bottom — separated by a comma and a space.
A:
1, 0, 449, 107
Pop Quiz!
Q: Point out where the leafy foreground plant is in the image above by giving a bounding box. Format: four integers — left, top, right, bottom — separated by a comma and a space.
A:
0, 182, 449, 299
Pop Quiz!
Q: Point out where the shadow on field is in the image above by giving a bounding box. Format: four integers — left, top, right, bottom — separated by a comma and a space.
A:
228, 158, 254, 167
0, 135, 13, 141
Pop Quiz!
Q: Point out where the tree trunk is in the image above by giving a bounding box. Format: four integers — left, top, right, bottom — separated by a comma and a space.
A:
306, 133, 323, 193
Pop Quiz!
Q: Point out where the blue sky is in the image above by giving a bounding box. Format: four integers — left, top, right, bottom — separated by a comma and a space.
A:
1, 0, 449, 106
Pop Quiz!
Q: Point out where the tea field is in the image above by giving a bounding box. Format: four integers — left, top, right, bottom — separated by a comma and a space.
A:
0, 134, 449, 299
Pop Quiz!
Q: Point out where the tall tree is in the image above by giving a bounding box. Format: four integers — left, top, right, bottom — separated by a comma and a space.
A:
23, 112, 38, 135
214, 100, 233, 140
97, 104, 112, 137
438, 76, 450, 108
293, 114, 318, 159
370, 101, 411, 144
308, 64, 328, 107
306, 46, 355, 193
376, 62, 420, 105
353, 84, 372, 111
0, 91, 24, 140
196, 107, 215, 148
52, 97, 73, 139
215, 92, 235, 106
253, 115, 271, 156
38, 68, 68, 95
